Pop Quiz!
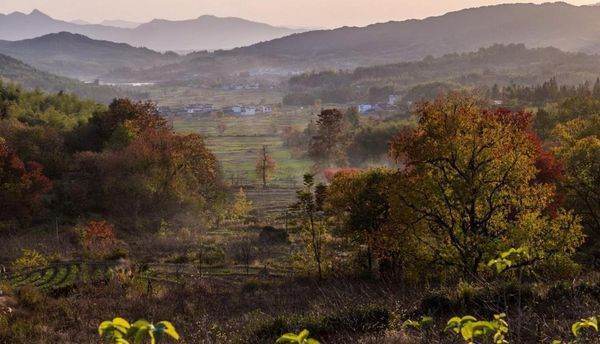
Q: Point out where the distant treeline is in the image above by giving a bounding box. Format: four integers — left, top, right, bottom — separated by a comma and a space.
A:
284, 44, 600, 106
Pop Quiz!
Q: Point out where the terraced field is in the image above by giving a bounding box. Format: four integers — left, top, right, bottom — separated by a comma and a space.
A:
244, 187, 298, 218
174, 111, 314, 187
2, 261, 293, 294
5, 262, 114, 292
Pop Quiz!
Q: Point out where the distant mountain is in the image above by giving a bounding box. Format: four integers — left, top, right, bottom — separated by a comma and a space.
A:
100, 20, 140, 29
0, 53, 132, 103
0, 10, 304, 51
0, 32, 180, 81
112, 2, 600, 82
70, 19, 91, 25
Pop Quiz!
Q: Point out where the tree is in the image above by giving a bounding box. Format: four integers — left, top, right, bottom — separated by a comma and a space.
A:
0, 138, 52, 228
326, 168, 391, 273
255, 145, 276, 188
230, 188, 253, 221
217, 121, 227, 135
553, 115, 600, 238
293, 174, 326, 279
228, 238, 257, 275
63, 101, 221, 230
389, 94, 584, 278
308, 109, 351, 169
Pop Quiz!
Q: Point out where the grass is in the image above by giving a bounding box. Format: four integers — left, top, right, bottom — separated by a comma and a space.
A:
174, 111, 314, 187
139, 85, 285, 108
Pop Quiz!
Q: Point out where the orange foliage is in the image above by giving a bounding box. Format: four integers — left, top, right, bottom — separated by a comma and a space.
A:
322, 167, 361, 182
0, 139, 52, 223
82, 220, 117, 258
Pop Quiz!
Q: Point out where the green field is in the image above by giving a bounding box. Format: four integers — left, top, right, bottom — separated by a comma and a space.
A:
174, 111, 314, 186
139, 85, 285, 108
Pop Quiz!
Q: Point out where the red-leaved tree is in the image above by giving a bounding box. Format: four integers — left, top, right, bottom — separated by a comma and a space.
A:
0, 138, 52, 226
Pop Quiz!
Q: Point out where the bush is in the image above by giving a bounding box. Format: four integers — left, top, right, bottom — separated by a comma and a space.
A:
419, 292, 454, 316
241, 279, 273, 294
16, 285, 44, 310
12, 249, 48, 270
259, 226, 290, 245
81, 220, 118, 259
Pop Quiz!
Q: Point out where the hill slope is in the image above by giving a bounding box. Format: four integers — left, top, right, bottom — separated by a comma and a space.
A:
114, 2, 600, 82
0, 10, 303, 51
281, 44, 600, 107
0, 32, 179, 81
0, 53, 132, 103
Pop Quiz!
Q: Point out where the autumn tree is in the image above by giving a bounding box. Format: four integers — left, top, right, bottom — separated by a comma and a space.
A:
81, 220, 118, 259
63, 100, 221, 230
553, 115, 600, 238
230, 188, 253, 222
389, 94, 584, 278
255, 145, 277, 188
326, 168, 391, 273
217, 121, 227, 135
0, 138, 52, 228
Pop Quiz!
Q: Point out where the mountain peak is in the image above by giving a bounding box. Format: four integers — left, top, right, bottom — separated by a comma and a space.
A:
29, 9, 50, 18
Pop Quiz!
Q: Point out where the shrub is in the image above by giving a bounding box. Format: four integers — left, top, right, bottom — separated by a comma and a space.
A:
16, 285, 44, 310
98, 317, 180, 344
12, 249, 48, 270
82, 220, 118, 259
420, 293, 454, 316
259, 226, 290, 245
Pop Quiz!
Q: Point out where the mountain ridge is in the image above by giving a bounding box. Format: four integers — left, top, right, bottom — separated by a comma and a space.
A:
112, 2, 600, 82
0, 9, 304, 51
0, 32, 180, 81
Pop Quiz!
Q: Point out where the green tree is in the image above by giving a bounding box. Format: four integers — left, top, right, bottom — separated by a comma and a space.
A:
294, 174, 326, 279
326, 168, 391, 273
553, 115, 600, 238
308, 109, 350, 169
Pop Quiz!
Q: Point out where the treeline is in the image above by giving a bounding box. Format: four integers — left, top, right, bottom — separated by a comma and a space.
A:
0, 53, 142, 104
289, 44, 600, 90
281, 108, 411, 166
0, 82, 223, 233
292, 93, 598, 281
284, 44, 600, 106
487, 77, 600, 104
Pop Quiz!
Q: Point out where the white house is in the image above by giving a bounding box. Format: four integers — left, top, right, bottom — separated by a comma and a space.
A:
358, 104, 374, 114
388, 94, 399, 106
259, 105, 273, 114
185, 103, 214, 114
241, 107, 256, 116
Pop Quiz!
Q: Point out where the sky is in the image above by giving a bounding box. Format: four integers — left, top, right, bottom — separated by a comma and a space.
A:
0, 0, 597, 28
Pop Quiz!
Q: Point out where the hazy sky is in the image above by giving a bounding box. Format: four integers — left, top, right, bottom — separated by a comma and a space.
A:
0, 0, 597, 28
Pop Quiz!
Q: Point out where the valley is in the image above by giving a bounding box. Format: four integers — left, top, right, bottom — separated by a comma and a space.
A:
0, 2, 599, 344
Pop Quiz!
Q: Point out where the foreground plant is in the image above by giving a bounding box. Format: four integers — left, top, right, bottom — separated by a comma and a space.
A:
446, 313, 508, 344
487, 247, 530, 274
98, 317, 180, 344
402, 315, 433, 331
553, 316, 598, 343
276, 329, 320, 344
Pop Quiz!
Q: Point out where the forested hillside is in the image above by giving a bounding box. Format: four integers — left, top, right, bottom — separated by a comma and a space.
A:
284, 44, 600, 105
0, 32, 180, 80
110, 2, 600, 82
0, 53, 133, 103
